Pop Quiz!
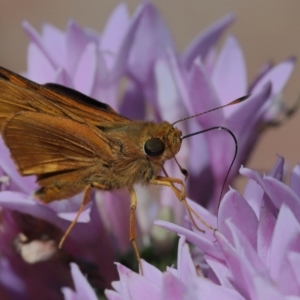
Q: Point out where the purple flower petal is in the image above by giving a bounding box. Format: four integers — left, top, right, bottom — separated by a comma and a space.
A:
268, 204, 300, 283
0, 258, 26, 297
61, 263, 98, 300
22, 21, 56, 69
160, 272, 187, 300
226, 220, 267, 275
155, 220, 224, 261
191, 276, 245, 300
154, 57, 188, 122
57, 203, 91, 223
252, 276, 284, 300
177, 236, 197, 283
107, 3, 146, 83
128, 3, 174, 85
215, 230, 255, 299
205, 255, 233, 288
65, 21, 97, 76
26, 43, 56, 83
96, 190, 132, 253
119, 82, 145, 120
263, 177, 300, 222
182, 14, 235, 69
105, 290, 123, 300
188, 62, 223, 127
41, 24, 66, 67
257, 207, 276, 265
268, 155, 284, 180
288, 252, 300, 287
74, 43, 97, 95
251, 57, 296, 96
100, 3, 130, 70
141, 260, 162, 287
243, 177, 264, 218
211, 35, 247, 105
119, 263, 160, 300
228, 82, 272, 137
0, 137, 37, 193
218, 188, 258, 250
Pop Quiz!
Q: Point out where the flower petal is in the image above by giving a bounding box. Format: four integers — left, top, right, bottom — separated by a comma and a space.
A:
257, 206, 276, 266
188, 61, 223, 127
41, 23, 66, 68
269, 204, 300, 284
155, 220, 224, 261
263, 176, 300, 222
74, 43, 97, 95
211, 35, 247, 106
26, 42, 57, 83
154, 57, 188, 122
0, 137, 37, 193
252, 276, 284, 300
177, 236, 197, 284
119, 82, 146, 120
128, 3, 174, 84
191, 276, 245, 300
160, 272, 188, 300
182, 14, 235, 69
61, 263, 98, 300
268, 155, 284, 180
101, 3, 130, 70
251, 57, 296, 95
218, 188, 258, 249
66, 21, 96, 75
22, 21, 56, 69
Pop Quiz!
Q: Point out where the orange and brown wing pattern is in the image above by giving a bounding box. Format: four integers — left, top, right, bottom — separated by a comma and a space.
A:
1, 111, 116, 176
0, 66, 130, 128
1, 111, 121, 202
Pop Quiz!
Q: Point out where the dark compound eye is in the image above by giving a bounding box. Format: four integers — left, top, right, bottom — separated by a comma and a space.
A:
144, 138, 165, 157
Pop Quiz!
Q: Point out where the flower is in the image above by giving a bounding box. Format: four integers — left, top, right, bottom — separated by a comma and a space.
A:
18, 2, 295, 252
0, 1, 296, 298
155, 156, 300, 299
105, 235, 244, 300
62, 263, 98, 300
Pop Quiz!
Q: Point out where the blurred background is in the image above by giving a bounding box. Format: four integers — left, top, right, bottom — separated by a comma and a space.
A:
0, 0, 299, 179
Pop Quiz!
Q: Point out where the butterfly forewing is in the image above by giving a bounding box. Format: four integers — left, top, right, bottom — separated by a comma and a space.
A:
1, 111, 115, 176
0, 66, 130, 128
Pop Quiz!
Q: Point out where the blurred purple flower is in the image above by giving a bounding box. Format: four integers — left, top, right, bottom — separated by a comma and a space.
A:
156, 156, 300, 299
0, 1, 296, 298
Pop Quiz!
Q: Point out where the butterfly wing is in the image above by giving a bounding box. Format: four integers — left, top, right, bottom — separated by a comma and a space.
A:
0, 66, 129, 127
1, 111, 119, 202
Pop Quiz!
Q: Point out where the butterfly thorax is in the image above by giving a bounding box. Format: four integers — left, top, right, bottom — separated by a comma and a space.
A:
90, 121, 182, 189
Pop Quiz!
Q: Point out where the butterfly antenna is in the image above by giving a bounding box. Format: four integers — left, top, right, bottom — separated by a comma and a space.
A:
181, 126, 238, 208
172, 95, 249, 126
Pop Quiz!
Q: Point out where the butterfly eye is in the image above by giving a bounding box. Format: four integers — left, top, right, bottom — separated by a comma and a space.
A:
144, 138, 165, 157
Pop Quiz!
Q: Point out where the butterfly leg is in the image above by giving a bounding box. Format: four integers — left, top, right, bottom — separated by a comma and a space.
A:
58, 185, 91, 248
149, 176, 215, 231
128, 187, 143, 275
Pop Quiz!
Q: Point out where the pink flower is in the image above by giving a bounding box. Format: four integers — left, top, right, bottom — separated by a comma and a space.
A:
105, 236, 244, 300
156, 156, 300, 299
0, 2, 296, 298
17, 2, 295, 252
